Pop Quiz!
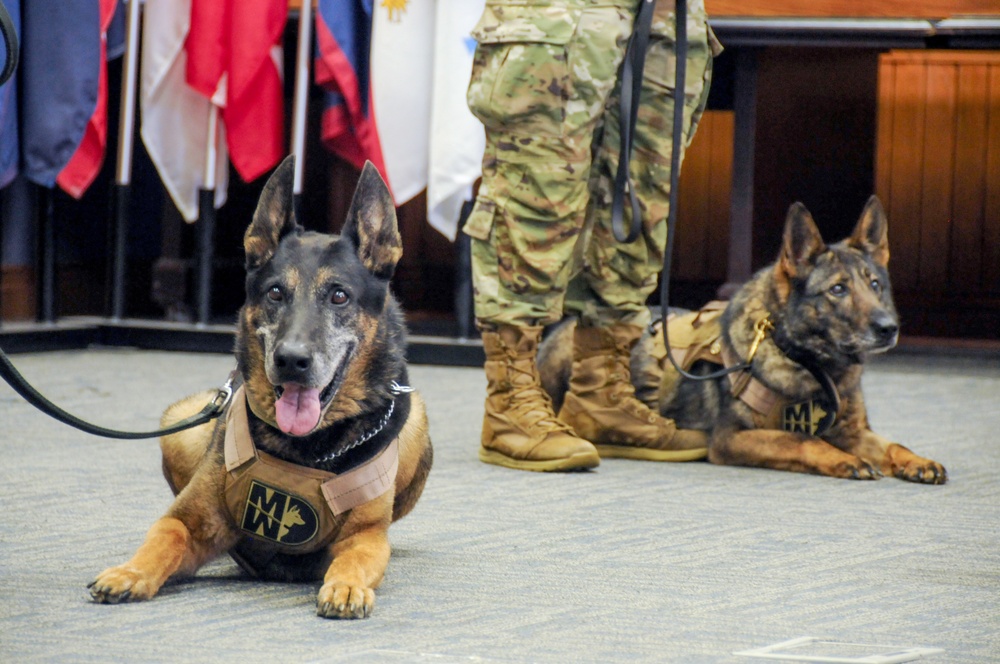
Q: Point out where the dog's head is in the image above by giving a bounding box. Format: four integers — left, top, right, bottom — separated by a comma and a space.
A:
772, 196, 899, 364
237, 156, 402, 437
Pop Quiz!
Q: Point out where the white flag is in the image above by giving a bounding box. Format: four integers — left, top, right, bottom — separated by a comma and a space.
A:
370, 0, 435, 206
428, 0, 485, 241
140, 0, 228, 222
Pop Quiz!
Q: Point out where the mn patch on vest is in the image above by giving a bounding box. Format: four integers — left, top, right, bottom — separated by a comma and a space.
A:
782, 400, 829, 435
240, 480, 319, 545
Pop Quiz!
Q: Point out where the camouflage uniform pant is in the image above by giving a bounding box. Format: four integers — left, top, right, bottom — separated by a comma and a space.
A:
464, 0, 719, 328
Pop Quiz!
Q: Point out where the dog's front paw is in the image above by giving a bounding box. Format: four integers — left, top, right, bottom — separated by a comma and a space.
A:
317, 582, 375, 619
88, 565, 156, 604
831, 458, 882, 480
895, 458, 947, 484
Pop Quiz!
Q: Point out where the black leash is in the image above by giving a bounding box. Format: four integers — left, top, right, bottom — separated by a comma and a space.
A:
0, 346, 235, 439
0, 0, 17, 87
617, 0, 840, 432
0, 6, 234, 439
611, 0, 656, 243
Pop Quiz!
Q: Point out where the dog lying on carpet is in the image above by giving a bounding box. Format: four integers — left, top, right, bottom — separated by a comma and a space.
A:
89, 157, 434, 618
540, 196, 946, 483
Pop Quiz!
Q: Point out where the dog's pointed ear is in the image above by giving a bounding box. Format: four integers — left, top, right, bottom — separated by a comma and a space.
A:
342, 161, 401, 280
775, 202, 826, 297
848, 195, 890, 267
244, 155, 301, 270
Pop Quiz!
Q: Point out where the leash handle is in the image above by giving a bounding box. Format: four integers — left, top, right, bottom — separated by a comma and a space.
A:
611, 0, 656, 243
0, 0, 16, 86
0, 346, 234, 439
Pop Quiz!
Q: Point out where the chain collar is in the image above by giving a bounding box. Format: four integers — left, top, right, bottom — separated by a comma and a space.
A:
312, 381, 412, 465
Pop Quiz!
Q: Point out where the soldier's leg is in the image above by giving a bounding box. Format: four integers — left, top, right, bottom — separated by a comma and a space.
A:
559, 0, 718, 460
463, 2, 635, 471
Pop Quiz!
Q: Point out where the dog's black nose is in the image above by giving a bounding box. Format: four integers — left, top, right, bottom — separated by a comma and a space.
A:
274, 341, 313, 375
871, 312, 899, 343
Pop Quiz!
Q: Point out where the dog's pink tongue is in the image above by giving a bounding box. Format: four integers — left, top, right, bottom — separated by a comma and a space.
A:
274, 384, 322, 436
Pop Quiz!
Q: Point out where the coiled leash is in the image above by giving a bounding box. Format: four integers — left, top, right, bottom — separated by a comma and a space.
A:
616, 0, 840, 434
0, 347, 235, 439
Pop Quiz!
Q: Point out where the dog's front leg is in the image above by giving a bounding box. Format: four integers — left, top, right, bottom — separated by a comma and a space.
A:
850, 430, 947, 484
317, 507, 391, 619
710, 428, 882, 480
89, 516, 225, 603
90, 482, 238, 603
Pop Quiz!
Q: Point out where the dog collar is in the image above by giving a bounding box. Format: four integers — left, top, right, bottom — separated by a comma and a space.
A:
721, 316, 840, 436
311, 381, 412, 465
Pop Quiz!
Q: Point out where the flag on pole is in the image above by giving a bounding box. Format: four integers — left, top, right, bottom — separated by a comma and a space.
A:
19, 0, 115, 195
427, 0, 486, 240
141, 0, 228, 222
314, 0, 387, 181
369, 0, 434, 205
187, 0, 286, 183
54, 0, 121, 198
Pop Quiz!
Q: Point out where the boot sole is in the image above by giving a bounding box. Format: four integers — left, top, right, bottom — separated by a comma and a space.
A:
478, 448, 600, 472
594, 445, 708, 462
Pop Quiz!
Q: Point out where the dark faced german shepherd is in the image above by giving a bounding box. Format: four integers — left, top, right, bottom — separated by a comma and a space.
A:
541, 197, 946, 484
89, 157, 433, 618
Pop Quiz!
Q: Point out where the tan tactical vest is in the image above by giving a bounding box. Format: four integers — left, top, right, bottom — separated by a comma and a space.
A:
222, 387, 398, 559
658, 303, 833, 435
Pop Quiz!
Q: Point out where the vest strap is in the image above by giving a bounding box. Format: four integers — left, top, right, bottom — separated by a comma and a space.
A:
224, 385, 399, 516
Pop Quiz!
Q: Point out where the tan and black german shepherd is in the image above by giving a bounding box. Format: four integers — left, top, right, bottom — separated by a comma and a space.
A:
541, 197, 946, 484
89, 157, 433, 618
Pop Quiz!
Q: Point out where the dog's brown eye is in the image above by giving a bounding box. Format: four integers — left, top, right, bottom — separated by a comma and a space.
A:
870, 278, 881, 293
829, 283, 848, 297
331, 289, 349, 305
267, 286, 283, 302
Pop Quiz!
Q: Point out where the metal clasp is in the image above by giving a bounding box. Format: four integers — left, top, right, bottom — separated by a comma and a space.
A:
745, 316, 774, 364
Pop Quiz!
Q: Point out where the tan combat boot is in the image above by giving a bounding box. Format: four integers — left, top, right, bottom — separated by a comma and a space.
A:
558, 323, 708, 461
480, 325, 600, 471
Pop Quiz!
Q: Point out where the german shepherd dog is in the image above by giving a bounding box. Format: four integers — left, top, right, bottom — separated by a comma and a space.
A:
540, 197, 946, 483
89, 158, 433, 618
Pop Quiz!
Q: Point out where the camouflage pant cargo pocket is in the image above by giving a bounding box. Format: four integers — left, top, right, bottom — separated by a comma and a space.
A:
467, 5, 581, 138
466, 192, 581, 326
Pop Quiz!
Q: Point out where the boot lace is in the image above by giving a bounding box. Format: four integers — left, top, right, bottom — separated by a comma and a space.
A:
505, 358, 574, 434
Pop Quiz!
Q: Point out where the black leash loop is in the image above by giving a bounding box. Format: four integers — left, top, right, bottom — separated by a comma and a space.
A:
655, 0, 746, 382
0, 0, 17, 86
611, 0, 656, 243
0, 346, 234, 439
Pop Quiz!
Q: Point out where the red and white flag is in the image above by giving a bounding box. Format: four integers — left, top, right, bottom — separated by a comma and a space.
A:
141, 0, 228, 222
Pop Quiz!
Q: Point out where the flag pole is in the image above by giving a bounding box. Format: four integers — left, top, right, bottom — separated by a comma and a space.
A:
109, 0, 142, 321
290, 0, 313, 222
195, 104, 219, 326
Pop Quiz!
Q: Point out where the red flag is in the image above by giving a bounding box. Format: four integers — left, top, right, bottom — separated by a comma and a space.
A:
55, 0, 118, 198
186, 0, 286, 183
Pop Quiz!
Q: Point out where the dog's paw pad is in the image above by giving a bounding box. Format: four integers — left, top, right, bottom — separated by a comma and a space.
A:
896, 461, 947, 485
89, 566, 152, 604
317, 583, 374, 619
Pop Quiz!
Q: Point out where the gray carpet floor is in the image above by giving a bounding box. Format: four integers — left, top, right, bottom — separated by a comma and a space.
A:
1, 348, 997, 663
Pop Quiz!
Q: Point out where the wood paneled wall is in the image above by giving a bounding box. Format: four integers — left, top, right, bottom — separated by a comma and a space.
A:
876, 50, 1000, 337
673, 110, 733, 286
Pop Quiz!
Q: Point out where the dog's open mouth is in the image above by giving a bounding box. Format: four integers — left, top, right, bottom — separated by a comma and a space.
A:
272, 361, 348, 437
